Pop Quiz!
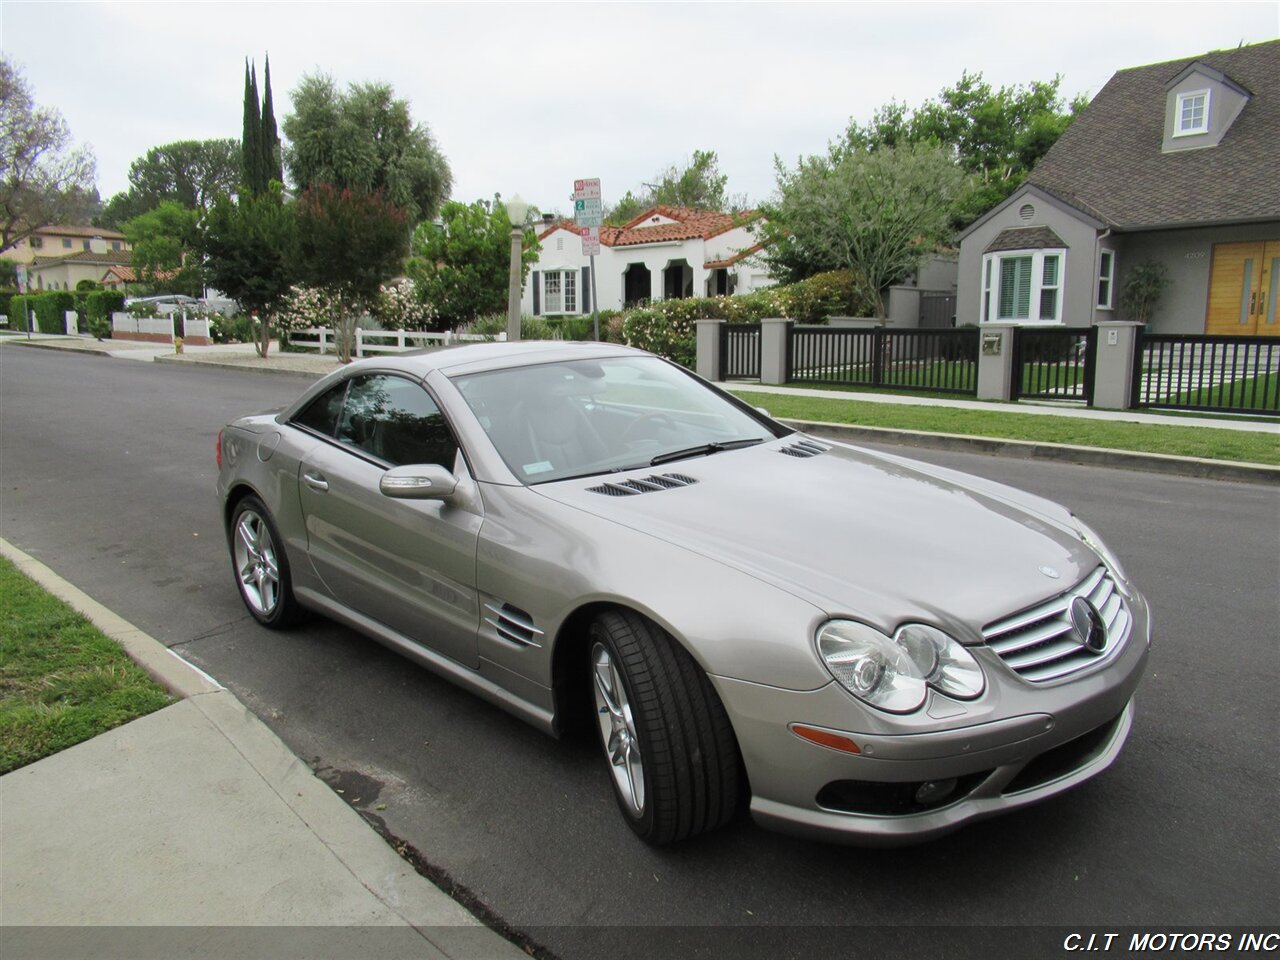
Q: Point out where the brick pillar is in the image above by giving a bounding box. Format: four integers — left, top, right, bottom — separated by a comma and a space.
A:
695, 319, 722, 381
977, 325, 1017, 401
1092, 321, 1143, 409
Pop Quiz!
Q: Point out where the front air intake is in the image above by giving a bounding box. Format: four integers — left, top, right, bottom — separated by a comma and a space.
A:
587, 473, 699, 496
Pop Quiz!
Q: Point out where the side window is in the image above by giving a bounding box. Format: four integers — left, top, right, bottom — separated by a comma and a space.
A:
293, 382, 348, 437
337, 375, 459, 468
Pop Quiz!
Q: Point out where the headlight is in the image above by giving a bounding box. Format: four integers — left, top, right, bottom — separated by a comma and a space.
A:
817, 621, 926, 714
895, 624, 985, 700
817, 620, 985, 713
1073, 516, 1129, 586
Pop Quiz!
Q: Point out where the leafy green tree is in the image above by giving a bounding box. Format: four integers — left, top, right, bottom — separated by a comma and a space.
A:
604, 149, 745, 225
283, 73, 451, 225
766, 142, 964, 317
97, 140, 240, 228
199, 183, 297, 357
122, 201, 202, 296
843, 72, 1087, 229
294, 183, 409, 361
0, 56, 97, 253
1120, 260, 1170, 326
0, 257, 18, 287
404, 197, 539, 330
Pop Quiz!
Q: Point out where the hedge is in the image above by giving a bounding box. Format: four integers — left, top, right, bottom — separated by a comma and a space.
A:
85, 291, 126, 339
33, 291, 75, 334
8, 294, 34, 331
621, 270, 874, 366
0, 288, 18, 324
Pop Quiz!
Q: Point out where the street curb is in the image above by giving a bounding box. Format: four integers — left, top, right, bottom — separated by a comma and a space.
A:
0, 537, 524, 956
154, 353, 335, 380
1, 338, 115, 358
783, 418, 1280, 485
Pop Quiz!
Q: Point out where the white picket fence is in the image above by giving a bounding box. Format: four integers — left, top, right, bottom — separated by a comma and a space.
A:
289, 327, 506, 357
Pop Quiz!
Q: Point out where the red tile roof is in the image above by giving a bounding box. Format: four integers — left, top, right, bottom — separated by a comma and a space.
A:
538, 206, 762, 249
704, 242, 766, 270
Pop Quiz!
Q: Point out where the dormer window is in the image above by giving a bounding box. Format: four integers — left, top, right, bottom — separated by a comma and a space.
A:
1175, 89, 1210, 136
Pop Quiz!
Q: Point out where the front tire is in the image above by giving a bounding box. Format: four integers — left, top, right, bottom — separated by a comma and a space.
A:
230, 495, 301, 628
589, 610, 740, 844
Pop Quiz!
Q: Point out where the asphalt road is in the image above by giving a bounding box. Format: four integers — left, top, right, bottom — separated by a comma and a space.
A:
2, 345, 1277, 957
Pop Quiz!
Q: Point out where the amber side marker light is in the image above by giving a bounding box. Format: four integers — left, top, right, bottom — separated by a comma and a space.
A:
791, 724, 861, 755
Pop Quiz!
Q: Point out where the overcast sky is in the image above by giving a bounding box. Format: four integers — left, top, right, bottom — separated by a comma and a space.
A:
2, 2, 1276, 217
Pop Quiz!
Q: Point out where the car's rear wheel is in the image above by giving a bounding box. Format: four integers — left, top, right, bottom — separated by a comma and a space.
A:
230, 495, 300, 628
589, 609, 740, 844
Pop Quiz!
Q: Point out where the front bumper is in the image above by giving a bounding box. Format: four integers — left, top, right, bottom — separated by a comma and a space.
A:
712, 589, 1151, 846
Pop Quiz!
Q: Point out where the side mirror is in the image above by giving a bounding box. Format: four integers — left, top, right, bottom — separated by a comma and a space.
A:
380, 463, 458, 500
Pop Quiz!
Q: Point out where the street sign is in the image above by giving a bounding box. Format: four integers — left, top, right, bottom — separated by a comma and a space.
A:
573, 178, 601, 200
580, 226, 600, 256
573, 197, 603, 228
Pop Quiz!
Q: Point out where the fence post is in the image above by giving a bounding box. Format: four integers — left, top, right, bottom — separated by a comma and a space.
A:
760, 318, 789, 385
977, 325, 1017, 401
1092, 321, 1143, 409
64, 310, 78, 335
695, 319, 722, 381
356, 327, 365, 358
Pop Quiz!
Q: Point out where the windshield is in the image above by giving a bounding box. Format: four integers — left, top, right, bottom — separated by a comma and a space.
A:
452, 356, 780, 484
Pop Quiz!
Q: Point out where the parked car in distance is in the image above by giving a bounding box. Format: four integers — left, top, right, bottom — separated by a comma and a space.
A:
216, 341, 1150, 845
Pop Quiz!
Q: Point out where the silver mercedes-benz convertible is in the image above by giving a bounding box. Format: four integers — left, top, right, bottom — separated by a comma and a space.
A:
216, 341, 1150, 845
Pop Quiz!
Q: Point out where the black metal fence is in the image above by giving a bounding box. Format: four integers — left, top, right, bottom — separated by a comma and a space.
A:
787, 326, 979, 395
719, 323, 761, 380
1133, 334, 1280, 415
1013, 327, 1096, 404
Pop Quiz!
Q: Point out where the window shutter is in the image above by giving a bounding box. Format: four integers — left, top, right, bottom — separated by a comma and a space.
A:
581, 267, 591, 313
532, 270, 540, 316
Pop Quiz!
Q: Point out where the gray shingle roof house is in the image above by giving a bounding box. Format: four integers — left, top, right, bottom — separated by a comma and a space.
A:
957, 39, 1279, 336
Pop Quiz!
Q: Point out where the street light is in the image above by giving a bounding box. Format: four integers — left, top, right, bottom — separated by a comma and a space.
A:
504, 194, 530, 342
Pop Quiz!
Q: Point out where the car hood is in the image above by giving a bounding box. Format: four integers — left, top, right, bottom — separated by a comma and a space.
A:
532, 437, 1097, 639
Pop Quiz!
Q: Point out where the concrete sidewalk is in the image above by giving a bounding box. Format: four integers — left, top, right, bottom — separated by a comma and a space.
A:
0, 540, 526, 960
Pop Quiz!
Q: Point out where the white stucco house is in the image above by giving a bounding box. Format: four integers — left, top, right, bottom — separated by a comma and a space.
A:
520, 205, 772, 316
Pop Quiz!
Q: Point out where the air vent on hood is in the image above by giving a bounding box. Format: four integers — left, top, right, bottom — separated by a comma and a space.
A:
779, 439, 829, 458
484, 602, 544, 648
587, 473, 699, 496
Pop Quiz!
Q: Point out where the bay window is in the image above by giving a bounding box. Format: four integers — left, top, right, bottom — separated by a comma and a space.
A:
981, 249, 1066, 323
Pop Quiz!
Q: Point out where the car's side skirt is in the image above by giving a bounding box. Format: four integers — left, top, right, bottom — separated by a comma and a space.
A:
295, 587, 557, 736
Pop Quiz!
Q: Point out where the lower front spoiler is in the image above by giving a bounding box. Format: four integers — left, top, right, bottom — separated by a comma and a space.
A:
750, 699, 1134, 847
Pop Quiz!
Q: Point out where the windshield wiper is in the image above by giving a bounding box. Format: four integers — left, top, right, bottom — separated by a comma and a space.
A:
649, 437, 766, 466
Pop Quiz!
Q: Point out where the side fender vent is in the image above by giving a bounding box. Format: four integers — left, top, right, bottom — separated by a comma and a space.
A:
484, 602, 544, 648
779, 439, 830, 458
587, 473, 699, 496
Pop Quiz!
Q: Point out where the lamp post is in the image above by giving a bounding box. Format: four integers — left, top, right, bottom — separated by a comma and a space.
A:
504, 194, 530, 342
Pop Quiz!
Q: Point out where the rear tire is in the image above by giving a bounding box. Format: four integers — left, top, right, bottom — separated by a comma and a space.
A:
230, 495, 301, 628
589, 609, 740, 844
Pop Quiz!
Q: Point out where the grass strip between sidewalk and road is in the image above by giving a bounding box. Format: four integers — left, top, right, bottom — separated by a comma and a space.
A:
731, 390, 1280, 466
0, 557, 172, 774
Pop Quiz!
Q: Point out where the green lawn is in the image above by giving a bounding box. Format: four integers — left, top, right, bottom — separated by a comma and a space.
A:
733, 390, 1280, 466
1145, 372, 1280, 413
0, 557, 172, 773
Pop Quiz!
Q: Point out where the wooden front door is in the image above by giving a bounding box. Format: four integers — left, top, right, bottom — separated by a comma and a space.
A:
1206, 241, 1280, 336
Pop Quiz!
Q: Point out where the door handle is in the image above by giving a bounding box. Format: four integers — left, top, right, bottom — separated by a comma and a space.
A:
302, 472, 329, 492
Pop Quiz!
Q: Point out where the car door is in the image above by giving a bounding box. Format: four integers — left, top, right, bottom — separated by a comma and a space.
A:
293, 373, 483, 668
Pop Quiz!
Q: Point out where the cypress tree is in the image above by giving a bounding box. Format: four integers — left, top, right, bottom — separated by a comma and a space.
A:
241, 60, 262, 194
260, 55, 282, 187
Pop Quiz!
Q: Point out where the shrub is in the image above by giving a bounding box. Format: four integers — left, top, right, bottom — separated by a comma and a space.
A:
33, 291, 75, 334
0, 288, 18, 323
9, 294, 33, 331
85, 291, 126, 339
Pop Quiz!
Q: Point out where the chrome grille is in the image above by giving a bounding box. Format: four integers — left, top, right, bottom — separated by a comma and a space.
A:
484, 603, 544, 648
982, 567, 1131, 683
587, 473, 698, 496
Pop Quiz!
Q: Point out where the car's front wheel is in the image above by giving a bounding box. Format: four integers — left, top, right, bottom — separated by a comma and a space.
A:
230, 495, 301, 628
589, 610, 741, 844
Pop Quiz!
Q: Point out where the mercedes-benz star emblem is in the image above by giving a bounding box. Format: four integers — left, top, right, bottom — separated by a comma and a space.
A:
1069, 596, 1107, 654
